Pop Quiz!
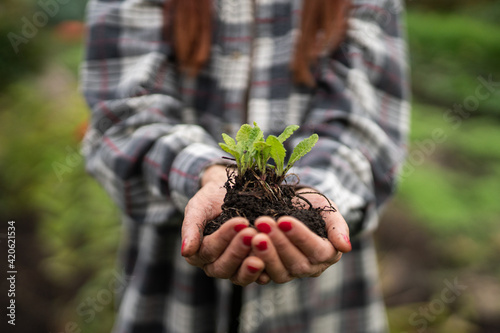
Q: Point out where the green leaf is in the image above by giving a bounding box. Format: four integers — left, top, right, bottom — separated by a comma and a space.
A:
221, 133, 237, 149
266, 135, 286, 176
285, 134, 319, 172
219, 143, 240, 161
253, 141, 271, 173
277, 125, 299, 143
248, 123, 264, 147
236, 124, 252, 145
233, 124, 253, 173
243, 124, 264, 167
218, 122, 318, 179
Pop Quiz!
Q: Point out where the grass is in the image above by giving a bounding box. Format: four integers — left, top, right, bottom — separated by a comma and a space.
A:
381, 10, 500, 328
398, 102, 500, 239
400, 9, 500, 244
407, 10, 500, 115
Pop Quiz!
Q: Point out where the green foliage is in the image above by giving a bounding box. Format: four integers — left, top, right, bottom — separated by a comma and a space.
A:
277, 124, 299, 143
0, 33, 118, 332
219, 123, 318, 179
407, 0, 489, 11
286, 134, 319, 174
407, 10, 500, 116
397, 102, 500, 241
0, 1, 47, 89
266, 135, 286, 176
382, 6, 500, 331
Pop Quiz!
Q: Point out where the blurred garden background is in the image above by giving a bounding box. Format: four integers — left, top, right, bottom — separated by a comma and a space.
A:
0, 0, 499, 332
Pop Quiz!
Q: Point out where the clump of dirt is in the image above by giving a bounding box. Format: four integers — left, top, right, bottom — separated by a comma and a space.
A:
204, 167, 331, 237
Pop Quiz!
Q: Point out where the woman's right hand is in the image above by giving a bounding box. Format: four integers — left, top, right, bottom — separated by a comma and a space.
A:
181, 165, 265, 286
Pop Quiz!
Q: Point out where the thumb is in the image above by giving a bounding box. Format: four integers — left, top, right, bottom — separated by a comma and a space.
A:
181, 204, 205, 257
181, 183, 224, 257
325, 212, 352, 253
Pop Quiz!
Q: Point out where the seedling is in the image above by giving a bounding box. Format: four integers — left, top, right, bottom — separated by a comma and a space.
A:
219, 122, 318, 183
205, 123, 329, 237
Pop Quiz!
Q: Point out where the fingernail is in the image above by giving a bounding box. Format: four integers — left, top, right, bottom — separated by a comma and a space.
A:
181, 239, 186, 255
278, 221, 292, 232
234, 224, 247, 232
256, 241, 268, 251
243, 236, 253, 246
342, 234, 351, 244
256, 222, 271, 234
247, 265, 260, 273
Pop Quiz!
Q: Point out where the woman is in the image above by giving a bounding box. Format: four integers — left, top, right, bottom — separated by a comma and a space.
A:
81, 0, 409, 332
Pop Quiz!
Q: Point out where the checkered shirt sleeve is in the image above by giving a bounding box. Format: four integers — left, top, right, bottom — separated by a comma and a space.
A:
290, 0, 410, 236
81, 0, 228, 225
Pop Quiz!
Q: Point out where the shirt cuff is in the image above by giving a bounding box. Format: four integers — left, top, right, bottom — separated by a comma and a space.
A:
169, 143, 228, 211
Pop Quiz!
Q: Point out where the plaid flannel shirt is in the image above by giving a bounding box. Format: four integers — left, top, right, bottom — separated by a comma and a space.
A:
81, 0, 410, 332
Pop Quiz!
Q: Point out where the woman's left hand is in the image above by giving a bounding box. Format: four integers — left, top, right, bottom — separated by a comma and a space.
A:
250, 188, 352, 284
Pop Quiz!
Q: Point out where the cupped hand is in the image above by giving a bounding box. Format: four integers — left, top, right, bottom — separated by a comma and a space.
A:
250, 188, 352, 284
181, 165, 265, 286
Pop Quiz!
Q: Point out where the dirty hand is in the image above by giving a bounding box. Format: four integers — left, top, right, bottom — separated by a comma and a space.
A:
250, 188, 352, 284
181, 165, 265, 286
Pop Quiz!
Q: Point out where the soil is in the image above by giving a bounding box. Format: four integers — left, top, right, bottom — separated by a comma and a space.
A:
203, 167, 330, 237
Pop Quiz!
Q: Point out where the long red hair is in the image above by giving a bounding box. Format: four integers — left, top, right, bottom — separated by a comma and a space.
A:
164, 0, 350, 86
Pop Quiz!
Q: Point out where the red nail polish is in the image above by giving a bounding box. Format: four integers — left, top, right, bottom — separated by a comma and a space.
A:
343, 234, 351, 244
243, 236, 253, 246
278, 221, 292, 232
257, 223, 271, 234
234, 224, 247, 232
247, 265, 260, 273
256, 241, 267, 251
181, 239, 186, 255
